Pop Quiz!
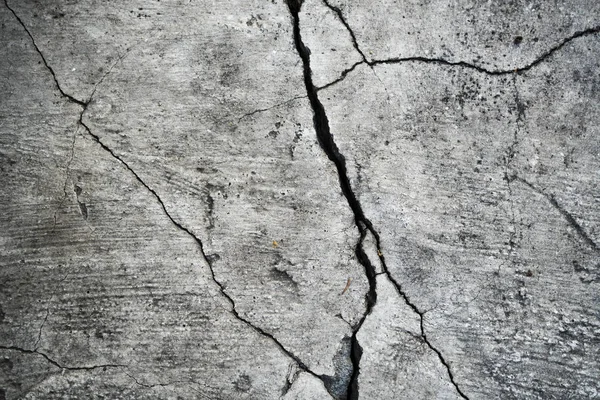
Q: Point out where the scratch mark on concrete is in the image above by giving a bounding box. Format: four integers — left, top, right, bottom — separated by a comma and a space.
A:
514, 176, 599, 253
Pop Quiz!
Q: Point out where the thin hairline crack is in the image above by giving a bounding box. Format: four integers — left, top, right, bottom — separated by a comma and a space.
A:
0, 345, 126, 371
4, 0, 329, 393
286, 0, 469, 398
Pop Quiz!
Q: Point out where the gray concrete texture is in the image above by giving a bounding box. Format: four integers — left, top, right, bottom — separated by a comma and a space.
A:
0, 0, 598, 399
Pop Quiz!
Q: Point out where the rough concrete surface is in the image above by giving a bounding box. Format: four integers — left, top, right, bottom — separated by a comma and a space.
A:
0, 0, 598, 399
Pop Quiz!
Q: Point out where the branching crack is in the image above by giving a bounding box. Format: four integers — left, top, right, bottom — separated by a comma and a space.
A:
318, 25, 600, 90
512, 176, 599, 253
286, 1, 469, 398
6, 1, 327, 393
316, 61, 363, 92
0, 345, 126, 371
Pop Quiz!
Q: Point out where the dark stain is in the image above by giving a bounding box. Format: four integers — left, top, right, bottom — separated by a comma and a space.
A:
73, 184, 88, 220
513, 36, 523, 45
233, 374, 252, 392
0, 358, 13, 372
321, 336, 354, 400
204, 183, 228, 230
573, 260, 600, 284
196, 167, 219, 174
269, 267, 299, 291
206, 253, 221, 264
268, 130, 279, 138
78, 201, 88, 220
0, 304, 4, 323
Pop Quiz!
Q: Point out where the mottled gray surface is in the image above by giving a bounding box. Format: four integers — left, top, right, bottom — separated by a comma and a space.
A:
1, 0, 599, 399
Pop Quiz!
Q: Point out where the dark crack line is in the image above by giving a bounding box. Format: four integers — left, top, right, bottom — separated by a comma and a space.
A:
6, 2, 327, 392
287, 1, 469, 399
316, 60, 363, 92
4, 0, 86, 106
80, 115, 329, 393
321, 0, 368, 63
0, 345, 126, 371
513, 176, 599, 253
379, 255, 470, 399
87, 48, 134, 103
320, 25, 600, 90
368, 26, 600, 75
287, 3, 377, 398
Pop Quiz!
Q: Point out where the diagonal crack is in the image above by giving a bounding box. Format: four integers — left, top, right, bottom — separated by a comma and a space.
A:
0, 345, 126, 371
319, 25, 600, 89
513, 176, 599, 253
316, 60, 363, 92
286, 1, 469, 399
5, 1, 330, 394
321, 0, 367, 63
4, 0, 86, 106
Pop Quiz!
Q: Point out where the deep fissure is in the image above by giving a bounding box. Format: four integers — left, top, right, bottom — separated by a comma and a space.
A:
286, 1, 470, 399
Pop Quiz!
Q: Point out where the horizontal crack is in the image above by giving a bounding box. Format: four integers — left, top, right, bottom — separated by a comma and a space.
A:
0, 345, 126, 371
318, 25, 600, 89
237, 95, 307, 122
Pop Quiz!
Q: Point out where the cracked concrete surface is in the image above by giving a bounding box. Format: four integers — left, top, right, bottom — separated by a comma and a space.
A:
1, 0, 599, 399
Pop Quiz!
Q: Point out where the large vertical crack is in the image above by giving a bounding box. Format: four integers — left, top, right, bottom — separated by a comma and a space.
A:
4, 2, 334, 395
286, 1, 469, 398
